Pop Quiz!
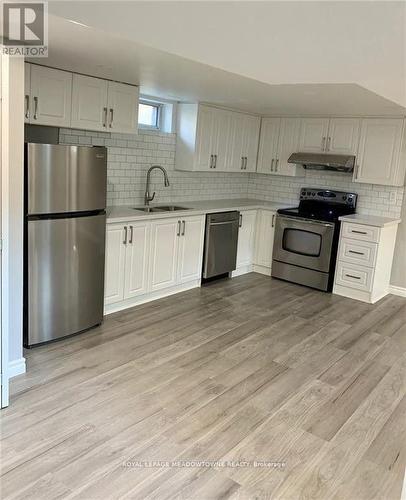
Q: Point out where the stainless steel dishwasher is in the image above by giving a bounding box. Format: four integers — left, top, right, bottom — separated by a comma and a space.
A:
202, 211, 240, 279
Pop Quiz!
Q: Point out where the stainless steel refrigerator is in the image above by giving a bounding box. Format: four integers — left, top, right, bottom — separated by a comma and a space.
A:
24, 143, 107, 347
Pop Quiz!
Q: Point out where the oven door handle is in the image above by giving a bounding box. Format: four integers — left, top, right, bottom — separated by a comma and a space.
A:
276, 215, 335, 229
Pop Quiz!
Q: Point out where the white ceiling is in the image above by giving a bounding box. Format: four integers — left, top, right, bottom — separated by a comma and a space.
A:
27, 1, 406, 117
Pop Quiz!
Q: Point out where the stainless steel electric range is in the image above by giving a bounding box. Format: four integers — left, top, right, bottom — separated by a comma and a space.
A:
272, 187, 357, 291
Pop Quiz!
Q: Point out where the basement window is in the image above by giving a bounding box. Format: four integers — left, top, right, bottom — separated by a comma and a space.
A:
138, 100, 161, 129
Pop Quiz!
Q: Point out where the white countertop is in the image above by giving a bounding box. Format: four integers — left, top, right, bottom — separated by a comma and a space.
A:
106, 198, 292, 223
339, 213, 401, 227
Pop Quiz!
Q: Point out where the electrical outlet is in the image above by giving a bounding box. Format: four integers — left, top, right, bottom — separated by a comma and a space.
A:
389, 191, 397, 204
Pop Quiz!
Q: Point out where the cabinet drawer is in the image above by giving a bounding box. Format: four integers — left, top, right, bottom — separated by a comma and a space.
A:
335, 262, 373, 292
339, 238, 377, 268
341, 222, 380, 243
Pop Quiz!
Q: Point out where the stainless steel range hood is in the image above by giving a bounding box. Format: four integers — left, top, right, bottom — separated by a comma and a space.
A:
288, 152, 355, 172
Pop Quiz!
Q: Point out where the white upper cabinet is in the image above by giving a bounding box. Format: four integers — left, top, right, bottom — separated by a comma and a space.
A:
276, 118, 303, 176
71, 74, 109, 131
24, 63, 31, 123
241, 115, 261, 172
298, 117, 330, 153
176, 103, 259, 172
257, 117, 303, 177
28, 65, 72, 127
327, 118, 360, 155
257, 117, 281, 174
227, 112, 260, 172
354, 118, 405, 186
107, 81, 139, 134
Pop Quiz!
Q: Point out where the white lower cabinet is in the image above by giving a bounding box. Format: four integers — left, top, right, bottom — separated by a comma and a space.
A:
149, 218, 180, 292
177, 216, 206, 283
232, 210, 257, 276
105, 215, 205, 311
333, 219, 400, 303
253, 210, 276, 275
124, 222, 150, 299
104, 223, 127, 305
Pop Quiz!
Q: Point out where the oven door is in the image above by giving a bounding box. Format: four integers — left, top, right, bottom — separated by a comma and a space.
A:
273, 215, 335, 272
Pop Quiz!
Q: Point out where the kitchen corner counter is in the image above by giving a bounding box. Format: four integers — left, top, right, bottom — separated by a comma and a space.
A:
106, 199, 291, 223
338, 213, 401, 227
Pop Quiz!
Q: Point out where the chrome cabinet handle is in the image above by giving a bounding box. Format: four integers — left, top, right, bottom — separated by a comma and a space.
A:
209, 155, 213, 169
327, 136, 331, 151
241, 157, 244, 170
33, 96, 38, 120
348, 250, 364, 255
272, 214, 275, 227
182, 220, 186, 236
25, 95, 30, 119
354, 165, 360, 179
345, 274, 361, 280
351, 230, 367, 235
321, 136, 326, 151
109, 108, 113, 128
270, 158, 274, 172
244, 157, 248, 170
123, 226, 128, 245
103, 107, 107, 127
177, 220, 181, 236
213, 154, 217, 168
129, 225, 133, 244
275, 158, 279, 172
239, 214, 243, 227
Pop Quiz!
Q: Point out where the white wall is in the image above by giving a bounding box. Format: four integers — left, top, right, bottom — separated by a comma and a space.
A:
1, 57, 25, 376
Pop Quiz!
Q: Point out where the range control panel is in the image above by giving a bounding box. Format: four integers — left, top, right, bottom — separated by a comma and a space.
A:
299, 187, 357, 207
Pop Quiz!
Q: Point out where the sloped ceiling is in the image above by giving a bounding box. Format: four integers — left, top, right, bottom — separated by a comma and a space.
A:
29, 1, 406, 116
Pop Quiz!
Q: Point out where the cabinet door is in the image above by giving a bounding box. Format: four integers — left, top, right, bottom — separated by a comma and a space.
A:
298, 117, 329, 153
149, 218, 180, 292
355, 119, 404, 186
327, 118, 360, 155
195, 105, 217, 170
242, 115, 261, 172
107, 81, 139, 134
212, 108, 233, 171
24, 63, 31, 123
254, 210, 276, 268
71, 74, 108, 131
177, 216, 205, 283
257, 118, 281, 174
275, 118, 302, 176
227, 112, 246, 171
236, 210, 257, 268
30, 65, 72, 127
123, 222, 150, 299
104, 224, 126, 305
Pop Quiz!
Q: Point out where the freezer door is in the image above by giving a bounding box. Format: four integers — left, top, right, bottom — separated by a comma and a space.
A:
26, 214, 106, 346
26, 143, 107, 215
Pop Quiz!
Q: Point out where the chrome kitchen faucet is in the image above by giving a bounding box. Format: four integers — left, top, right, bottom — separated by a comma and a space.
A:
144, 165, 170, 205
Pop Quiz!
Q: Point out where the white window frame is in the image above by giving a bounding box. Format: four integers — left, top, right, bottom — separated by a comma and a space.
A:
138, 98, 163, 130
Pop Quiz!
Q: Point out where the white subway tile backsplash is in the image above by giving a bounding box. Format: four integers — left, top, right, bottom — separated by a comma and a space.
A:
59, 127, 404, 218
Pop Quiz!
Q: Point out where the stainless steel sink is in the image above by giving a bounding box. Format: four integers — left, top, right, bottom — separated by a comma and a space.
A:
133, 205, 191, 213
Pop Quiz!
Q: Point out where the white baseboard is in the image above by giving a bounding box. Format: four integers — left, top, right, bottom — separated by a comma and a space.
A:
104, 279, 201, 315
8, 357, 26, 378
388, 284, 406, 298
252, 264, 272, 276
231, 265, 253, 278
